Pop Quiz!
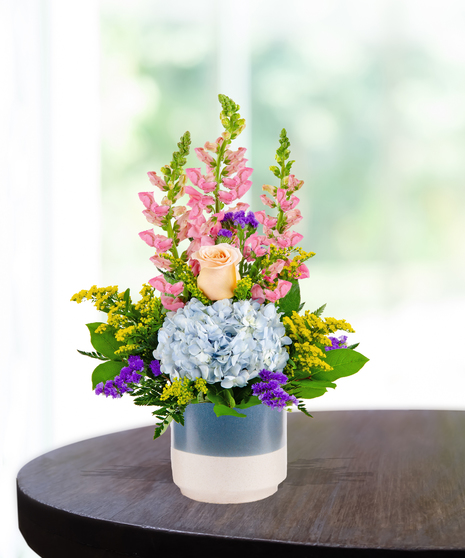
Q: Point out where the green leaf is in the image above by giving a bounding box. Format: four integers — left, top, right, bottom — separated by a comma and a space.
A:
312, 303, 326, 317
213, 404, 246, 418
277, 280, 301, 318
206, 390, 227, 407
223, 389, 236, 408
298, 379, 337, 389
297, 401, 313, 417
207, 387, 237, 409
236, 395, 261, 409
313, 349, 369, 382
294, 386, 329, 399
91, 360, 125, 389
86, 323, 124, 360
77, 349, 109, 361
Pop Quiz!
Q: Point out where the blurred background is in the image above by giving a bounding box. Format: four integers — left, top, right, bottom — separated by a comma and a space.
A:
2, 0, 465, 555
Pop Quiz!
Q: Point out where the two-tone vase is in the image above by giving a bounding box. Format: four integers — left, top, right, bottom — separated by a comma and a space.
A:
171, 402, 287, 504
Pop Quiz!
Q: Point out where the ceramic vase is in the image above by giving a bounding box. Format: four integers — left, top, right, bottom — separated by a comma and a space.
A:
171, 402, 287, 504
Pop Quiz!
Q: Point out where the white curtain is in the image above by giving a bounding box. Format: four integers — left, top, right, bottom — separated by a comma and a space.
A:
1, 1, 100, 556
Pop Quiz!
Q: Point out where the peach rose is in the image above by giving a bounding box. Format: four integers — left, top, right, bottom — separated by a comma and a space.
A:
191, 243, 242, 300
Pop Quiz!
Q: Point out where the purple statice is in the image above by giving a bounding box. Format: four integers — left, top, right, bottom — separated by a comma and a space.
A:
221, 210, 258, 230
222, 211, 234, 222
325, 335, 348, 351
150, 359, 162, 377
94, 355, 145, 399
217, 228, 233, 239
257, 370, 288, 383
233, 211, 247, 228
103, 380, 120, 398
128, 355, 144, 371
244, 211, 259, 229
251, 368, 298, 411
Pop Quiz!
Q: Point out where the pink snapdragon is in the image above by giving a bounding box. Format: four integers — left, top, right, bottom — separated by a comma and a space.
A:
139, 192, 170, 226
245, 233, 269, 257
194, 148, 215, 169
149, 254, 172, 270
160, 294, 185, 311
147, 172, 166, 191
139, 230, 173, 252
274, 230, 304, 248
220, 166, 252, 201
297, 264, 310, 279
149, 274, 184, 297
186, 168, 217, 193
264, 259, 286, 281
251, 280, 292, 304
204, 136, 225, 153
260, 194, 275, 209
276, 189, 299, 211
255, 211, 278, 230
185, 186, 215, 219
285, 208, 303, 228
224, 147, 247, 175
218, 190, 237, 204
265, 280, 292, 302
286, 174, 304, 193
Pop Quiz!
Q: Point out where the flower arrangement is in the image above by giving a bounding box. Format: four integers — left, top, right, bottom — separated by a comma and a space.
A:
72, 94, 368, 439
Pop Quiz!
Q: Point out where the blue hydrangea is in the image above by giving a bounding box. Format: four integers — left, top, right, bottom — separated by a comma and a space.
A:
153, 298, 291, 388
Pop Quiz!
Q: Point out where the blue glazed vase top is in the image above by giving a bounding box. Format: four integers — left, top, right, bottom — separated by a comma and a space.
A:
171, 402, 287, 457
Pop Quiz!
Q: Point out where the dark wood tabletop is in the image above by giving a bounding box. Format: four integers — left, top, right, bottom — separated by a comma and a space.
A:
17, 410, 465, 557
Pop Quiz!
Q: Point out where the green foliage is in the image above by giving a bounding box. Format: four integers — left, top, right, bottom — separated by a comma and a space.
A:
218, 93, 245, 140
312, 349, 369, 382
277, 280, 301, 317
312, 303, 327, 317
206, 383, 261, 418
236, 395, 261, 409
86, 323, 124, 360
131, 376, 188, 439
213, 405, 247, 418
77, 350, 109, 361
92, 360, 125, 389
270, 128, 294, 180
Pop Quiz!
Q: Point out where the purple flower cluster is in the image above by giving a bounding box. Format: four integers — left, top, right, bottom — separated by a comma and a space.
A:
251, 369, 298, 410
217, 228, 233, 239
324, 335, 348, 351
222, 210, 259, 229
95, 355, 145, 399
150, 359, 162, 376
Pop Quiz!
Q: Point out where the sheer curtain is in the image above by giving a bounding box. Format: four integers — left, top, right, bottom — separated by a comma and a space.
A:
1, 1, 100, 556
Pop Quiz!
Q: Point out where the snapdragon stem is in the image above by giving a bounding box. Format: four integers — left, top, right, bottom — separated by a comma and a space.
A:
165, 217, 179, 259
214, 140, 228, 214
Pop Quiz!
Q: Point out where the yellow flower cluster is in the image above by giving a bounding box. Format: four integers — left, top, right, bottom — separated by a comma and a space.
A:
194, 377, 208, 394
114, 286, 165, 356
160, 378, 193, 405
281, 247, 315, 281
71, 283, 166, 359
233, 276, 253, 300
71, 286, 119, 310
283, 311, 355, 376
159, 253, 210, 304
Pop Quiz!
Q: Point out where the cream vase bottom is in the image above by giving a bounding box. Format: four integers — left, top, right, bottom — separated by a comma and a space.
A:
171, 445, 287, 504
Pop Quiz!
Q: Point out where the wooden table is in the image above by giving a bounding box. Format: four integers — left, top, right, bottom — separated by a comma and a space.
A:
17, 410, 465, 557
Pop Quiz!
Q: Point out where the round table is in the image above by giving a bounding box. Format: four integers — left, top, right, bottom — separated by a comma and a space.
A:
17, 410, 465, 557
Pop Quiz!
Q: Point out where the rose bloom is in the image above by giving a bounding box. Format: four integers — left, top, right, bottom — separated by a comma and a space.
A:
191, 243, 242, 300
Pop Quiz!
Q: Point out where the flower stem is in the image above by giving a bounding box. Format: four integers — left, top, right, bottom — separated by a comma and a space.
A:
214, 140, 228, 214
